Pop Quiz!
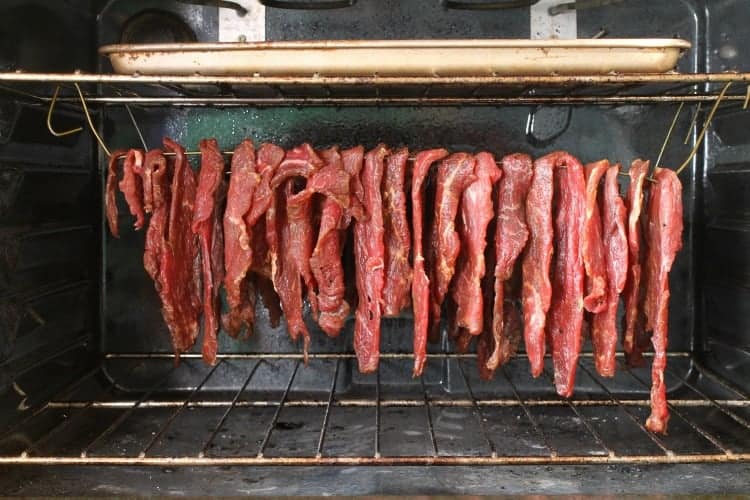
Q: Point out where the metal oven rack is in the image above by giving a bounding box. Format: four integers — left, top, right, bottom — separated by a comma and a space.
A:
0, 352, 749, 466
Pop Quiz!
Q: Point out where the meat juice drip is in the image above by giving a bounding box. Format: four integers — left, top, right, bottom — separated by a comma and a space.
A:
582, 160, 609, 314
622, 159, 650, 367
484, 153, 533, 374
428, 153, 477, 344
643, 167, 683, 434
521, 154, 555, 378
193, 138, 227, 366
353, 144, 388, 373
591, 164, 628, 377
547, 152, 586, 398
382, 147, 412, 317
410, 148, 449, 377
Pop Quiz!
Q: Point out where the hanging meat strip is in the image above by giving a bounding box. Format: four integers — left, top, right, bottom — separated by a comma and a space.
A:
269, 144, 323, 356
105, 149, 129, 237
309, 147, 361, 337
478, 300, 522, 381
521, 153, 555, 378
582, 160, 608, 314
118, 149, 147, 233
591, 164, 628, 377
411, 148, 449, 376
547, 152, 586, 397
483, 153, 533, 374
643, 167, 683, 434
193, 139, 227, 366
428, 153, 476, 343
222, 140, 260, 337
623, 159, 649, 367
353, 144, 388, 373
159, 138, 202, 357
143, 151, 169, 281
451, 152, 502, 336
382, 147, 412, 317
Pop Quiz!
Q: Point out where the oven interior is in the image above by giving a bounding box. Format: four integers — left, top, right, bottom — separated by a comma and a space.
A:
0, 0, 749, 495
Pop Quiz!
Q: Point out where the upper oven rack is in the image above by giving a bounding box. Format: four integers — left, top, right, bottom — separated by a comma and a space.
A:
2, 72, 750, 106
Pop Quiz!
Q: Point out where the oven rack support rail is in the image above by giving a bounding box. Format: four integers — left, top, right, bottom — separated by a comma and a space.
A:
1, 352, 749, 466
3, 72, 750, 106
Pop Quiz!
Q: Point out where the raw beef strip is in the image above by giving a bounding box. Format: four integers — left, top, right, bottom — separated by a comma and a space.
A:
382, 147, 412, 317
521, 153, 555, 378
353, 144, 388, 373
118, 149, 146, 232
161, 138, 201, 357
623, 159, 649, 367
143, 151, 169, 281
309, 147, 356, 337
411, 149, 449, 377
452, 152, 502, 335
484, 153, 533, 373
591, 164, 628, 377
428, 153, 476, 343
643, 167, 683, 434
269, 145, 323, 355
582, 160, 608, 314
547, 152, 586, 398
478, 299, 522, 381
193, 139, 227, 366
105, 149, 128, 237
222, 140, 260, 337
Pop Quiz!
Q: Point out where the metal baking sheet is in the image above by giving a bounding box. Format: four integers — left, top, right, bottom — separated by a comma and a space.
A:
99, 39, 691, 77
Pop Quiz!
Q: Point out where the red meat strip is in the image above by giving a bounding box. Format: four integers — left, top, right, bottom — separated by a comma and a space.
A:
428, 153, 476, 343
222, 140, 260, 337
118, 149, 146, 233
591, 164, 628, 377
105, 149, 128, 237
353, 144, 388, 373
309, 147, 357, 337
160, 138, 201, 357
623, 159, 649, 367
382, 147, 412, 317
521, 153, 555, 378
484, 153, 533, 373
478, 299, 522, 381
411, 149, 449, 376
143, 151, 169, 281
269, 144, 323, 355
547, 152, 586, 397
451, 152, 502, 336
582, 160, 608, 314
192, 139, 227, 366
643, 167, 683, 434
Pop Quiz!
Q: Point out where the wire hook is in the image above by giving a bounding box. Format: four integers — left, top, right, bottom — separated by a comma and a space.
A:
46, 86, 83, 137
73, 82, 111, 157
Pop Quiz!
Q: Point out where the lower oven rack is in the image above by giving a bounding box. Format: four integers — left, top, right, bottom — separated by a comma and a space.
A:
2, 352, 748, 466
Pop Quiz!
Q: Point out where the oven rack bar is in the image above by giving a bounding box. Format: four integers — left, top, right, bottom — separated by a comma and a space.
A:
2, 353, 748, 466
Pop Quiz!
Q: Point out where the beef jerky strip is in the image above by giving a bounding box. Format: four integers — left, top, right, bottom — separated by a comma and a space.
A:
548, 152, 586, 398
158, 138, 201, 357
269, 144, 323, 356
353, 144, 388, 373
484, 153, 533, 373
521, 153, 555, 378
105, 149, 129, 237
411, 149, 449, 377
308, 147, 362, 337
591, 164, 628, 377
428, 153, 476, 343
622, 159, 649, 367
582, 160, 609, 314
192, 139, 227, 366
117, 149, 147, 233
643, 167, 683, 434
143, 151, 169, 281
452, 152, 502, 336
382, 147, 412, 317
222, 140, 260, 337
478, 299, 522, 381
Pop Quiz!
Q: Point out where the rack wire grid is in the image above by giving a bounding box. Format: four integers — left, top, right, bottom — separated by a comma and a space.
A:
1, 351, 749, 466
